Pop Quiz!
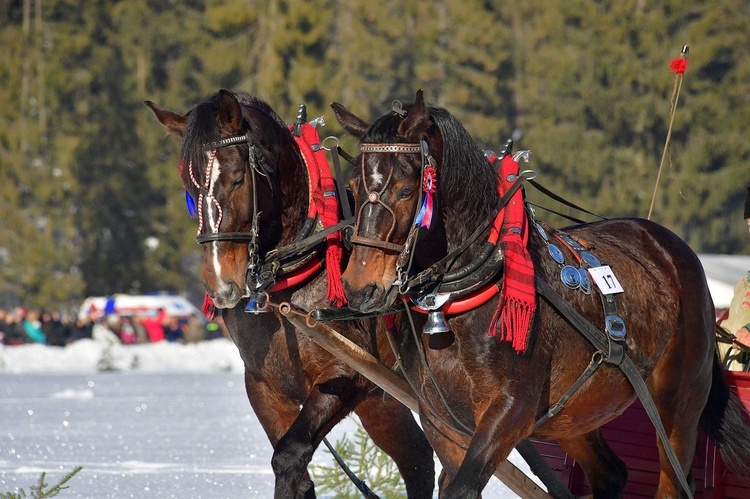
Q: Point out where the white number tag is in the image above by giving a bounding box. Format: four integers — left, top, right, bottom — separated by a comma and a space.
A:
588, 265, 624, 295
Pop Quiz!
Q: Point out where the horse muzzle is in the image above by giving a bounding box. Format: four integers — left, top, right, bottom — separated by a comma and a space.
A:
205, 280, 245, 309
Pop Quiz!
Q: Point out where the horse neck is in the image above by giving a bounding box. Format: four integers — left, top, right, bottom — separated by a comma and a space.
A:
274, 129, 310, 247
439, 176, 498, 265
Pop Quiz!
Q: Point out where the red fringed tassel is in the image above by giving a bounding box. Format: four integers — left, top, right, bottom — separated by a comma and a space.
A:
290, 122, 348, 307
488, 234, 536, 352
487, 154, 536, 353
202, 293, 217, 321
325, 243, 347, 307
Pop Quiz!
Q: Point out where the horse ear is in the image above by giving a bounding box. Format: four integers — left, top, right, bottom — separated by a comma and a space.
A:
331, 102, 369, 140
145, 101, 186, 137
217, 89, 243, 134
398, 89, 429, 140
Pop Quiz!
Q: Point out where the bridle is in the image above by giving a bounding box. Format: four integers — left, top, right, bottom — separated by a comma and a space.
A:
352, 140, 437, 289
186, 129, 276, 276
350, 136, 536, 303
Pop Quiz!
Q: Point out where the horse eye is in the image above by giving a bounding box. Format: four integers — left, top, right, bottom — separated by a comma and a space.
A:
398, 187, 414, 200
231, 173, 244, 189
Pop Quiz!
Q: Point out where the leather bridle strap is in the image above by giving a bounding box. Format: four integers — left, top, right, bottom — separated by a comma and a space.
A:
536, 278, 693, 498
527, 178, 607, 221
349, 142, 423, 254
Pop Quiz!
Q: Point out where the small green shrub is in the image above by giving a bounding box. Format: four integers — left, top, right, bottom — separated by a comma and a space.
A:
1, 466, 82, 499
311, 421, 406, 498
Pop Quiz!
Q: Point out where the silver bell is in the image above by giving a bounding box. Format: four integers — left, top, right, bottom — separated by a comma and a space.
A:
422, 310, 451, 335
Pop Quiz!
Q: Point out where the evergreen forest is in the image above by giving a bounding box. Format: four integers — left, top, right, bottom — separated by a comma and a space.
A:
1, 0, 749, 309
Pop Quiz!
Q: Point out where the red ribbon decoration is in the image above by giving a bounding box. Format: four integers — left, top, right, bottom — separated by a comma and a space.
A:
417, 166, 437, 229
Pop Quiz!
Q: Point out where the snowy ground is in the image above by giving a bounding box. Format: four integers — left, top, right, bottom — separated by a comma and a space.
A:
0, 339, 541, 497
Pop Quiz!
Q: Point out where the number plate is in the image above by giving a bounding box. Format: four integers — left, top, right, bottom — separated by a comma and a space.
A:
588, 265, 624, 295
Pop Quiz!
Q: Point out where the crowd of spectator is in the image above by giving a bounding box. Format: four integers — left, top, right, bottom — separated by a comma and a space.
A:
0, 306, 227, 346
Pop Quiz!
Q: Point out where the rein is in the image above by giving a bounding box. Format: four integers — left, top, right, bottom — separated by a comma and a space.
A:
536, 278, 694, 497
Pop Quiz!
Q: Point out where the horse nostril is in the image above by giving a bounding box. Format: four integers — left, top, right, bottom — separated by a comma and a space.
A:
343, 281, 382, 313
227, 282, 242, 303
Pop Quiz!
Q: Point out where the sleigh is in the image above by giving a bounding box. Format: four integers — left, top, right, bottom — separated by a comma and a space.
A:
530, 370, 750, 498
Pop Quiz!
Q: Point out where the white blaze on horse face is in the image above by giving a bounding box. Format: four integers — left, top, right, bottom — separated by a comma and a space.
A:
206, 153, 230, 294
368, 156, 384, 191
365, 156, 384, 220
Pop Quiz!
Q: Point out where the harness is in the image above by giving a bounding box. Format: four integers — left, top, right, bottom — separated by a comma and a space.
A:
188, 104, 350, 316
320, 130, 695, 497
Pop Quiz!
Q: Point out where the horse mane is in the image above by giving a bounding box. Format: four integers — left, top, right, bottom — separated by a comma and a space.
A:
429, 108, 497, 243
180, 95, 220, 187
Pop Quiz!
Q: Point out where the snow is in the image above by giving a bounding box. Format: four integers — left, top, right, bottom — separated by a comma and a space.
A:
0, 339, 541, 497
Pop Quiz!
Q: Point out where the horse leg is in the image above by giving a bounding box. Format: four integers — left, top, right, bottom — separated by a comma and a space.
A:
557, 429, 627, 498
355, 396, 435, 498
416, 407, 472, 497
241, 369, 316, 498
649, 362, 707, 498
440, 396, 532, 498
271, 372, 366, 499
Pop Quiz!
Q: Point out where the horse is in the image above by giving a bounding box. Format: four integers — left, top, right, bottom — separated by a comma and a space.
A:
145, 90, 435, 498
331, 89, 750, 498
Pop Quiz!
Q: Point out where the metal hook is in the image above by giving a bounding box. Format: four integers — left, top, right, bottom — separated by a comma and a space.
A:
513, 150, 532, 163
392, 100, 407, 117
321, 136, 340, 151
309, 116, 326, 129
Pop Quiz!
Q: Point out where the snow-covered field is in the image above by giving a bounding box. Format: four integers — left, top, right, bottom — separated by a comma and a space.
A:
0, 339, 539, 497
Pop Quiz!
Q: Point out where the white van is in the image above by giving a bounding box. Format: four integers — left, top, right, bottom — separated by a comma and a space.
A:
78, 294, 202, 321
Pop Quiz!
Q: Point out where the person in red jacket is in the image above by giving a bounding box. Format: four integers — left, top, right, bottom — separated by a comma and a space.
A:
138, 308, 168, 342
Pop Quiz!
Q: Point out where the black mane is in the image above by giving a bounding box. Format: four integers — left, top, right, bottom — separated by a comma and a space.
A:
429, 108, 497, 244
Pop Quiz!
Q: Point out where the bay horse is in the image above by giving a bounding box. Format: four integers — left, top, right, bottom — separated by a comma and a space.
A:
145, 90, 434, 498
331, 90, 750, 497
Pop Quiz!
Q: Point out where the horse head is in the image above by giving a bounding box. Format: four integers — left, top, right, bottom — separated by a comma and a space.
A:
147, 90, 303, 309
332, 90, 448, 312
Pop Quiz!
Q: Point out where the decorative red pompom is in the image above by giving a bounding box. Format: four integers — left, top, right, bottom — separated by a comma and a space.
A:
670, 58, 688, 75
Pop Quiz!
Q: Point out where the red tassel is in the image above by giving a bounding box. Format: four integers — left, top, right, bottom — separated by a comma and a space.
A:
487, 155, 536, 353
325, 244, 347, 307
202, 293, 217, 321
290, 121, 347, 307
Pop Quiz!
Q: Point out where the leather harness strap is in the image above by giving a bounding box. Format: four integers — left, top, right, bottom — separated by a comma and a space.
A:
536, 278, 693, 498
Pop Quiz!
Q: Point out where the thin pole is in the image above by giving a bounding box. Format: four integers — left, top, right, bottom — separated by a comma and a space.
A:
648, 45, 689, 220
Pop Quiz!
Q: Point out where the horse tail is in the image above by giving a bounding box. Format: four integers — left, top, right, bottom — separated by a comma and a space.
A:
699, 345, 750, 477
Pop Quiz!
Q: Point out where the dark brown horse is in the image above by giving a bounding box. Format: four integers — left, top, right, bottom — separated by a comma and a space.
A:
331, 90, 750, 498
145, 90, 434, 498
